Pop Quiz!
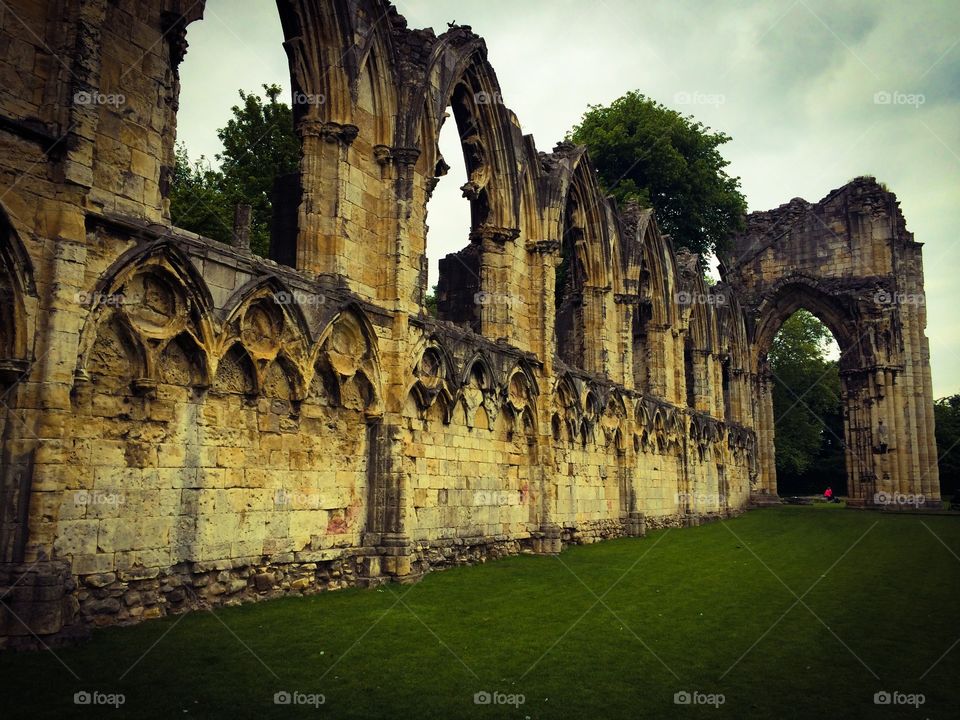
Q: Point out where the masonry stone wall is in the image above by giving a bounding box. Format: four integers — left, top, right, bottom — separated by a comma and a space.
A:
0, 0, 936, 647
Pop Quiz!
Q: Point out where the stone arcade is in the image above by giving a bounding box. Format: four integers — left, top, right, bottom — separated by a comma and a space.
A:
0, 0, 939, 646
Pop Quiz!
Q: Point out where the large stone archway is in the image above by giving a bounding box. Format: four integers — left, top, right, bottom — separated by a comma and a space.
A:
722, 177, 939, 507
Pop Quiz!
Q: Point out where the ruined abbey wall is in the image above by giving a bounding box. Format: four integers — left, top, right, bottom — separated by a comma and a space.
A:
0, 0, 935, 647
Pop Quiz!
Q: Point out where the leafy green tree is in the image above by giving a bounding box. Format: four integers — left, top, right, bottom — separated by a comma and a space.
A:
169, 84, 299, 257
217, 84, 300, 256
424, 284, 438, 317
935, 394, 960, 497
168, 143, 233, 244
568, 91, 746, 256
769, 310, 845, 495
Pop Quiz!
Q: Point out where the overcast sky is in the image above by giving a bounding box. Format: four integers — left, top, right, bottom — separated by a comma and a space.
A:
178, 0, 960, 396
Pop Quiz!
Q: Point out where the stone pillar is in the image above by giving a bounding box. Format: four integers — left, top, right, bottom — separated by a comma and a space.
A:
614, 294, 638, 390
752, 367, 777, 497
472, 225, 520, 341
295, 120, 358, 277
231, 204, 252, 250
528, 240, 560, 375
645, 324, 671, 399
1, 200, 89, 642
580, 284, 611, 375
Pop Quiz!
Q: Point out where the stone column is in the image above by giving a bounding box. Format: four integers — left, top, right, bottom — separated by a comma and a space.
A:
528, 240, 560, 375
752, 367, 777, 497
614, 294, 638, 390
295, 120, 358, 277
472, 225, 520, 341
581, 285, 612, 375
645, 323, 671, 399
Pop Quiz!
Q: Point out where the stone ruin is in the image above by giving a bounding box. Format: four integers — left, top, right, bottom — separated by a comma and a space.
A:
0, 0, 938, 646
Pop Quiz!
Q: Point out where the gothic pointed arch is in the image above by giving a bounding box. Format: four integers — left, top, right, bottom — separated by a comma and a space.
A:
411, 30, 522, 237
76, 240, 215, 387
314, 303, 384, 416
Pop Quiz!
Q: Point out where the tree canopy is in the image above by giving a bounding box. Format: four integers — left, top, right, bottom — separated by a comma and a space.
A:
935, 394, 960, 497
769, 310, 845, 495
568, 90, 746, 256
169, 84, 299, 257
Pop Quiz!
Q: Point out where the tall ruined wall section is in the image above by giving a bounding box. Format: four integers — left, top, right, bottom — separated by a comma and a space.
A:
0, 0, 758, 646
723, 177, 939, 505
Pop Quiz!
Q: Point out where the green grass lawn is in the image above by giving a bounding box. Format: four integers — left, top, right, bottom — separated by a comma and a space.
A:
2, 506, 958, 719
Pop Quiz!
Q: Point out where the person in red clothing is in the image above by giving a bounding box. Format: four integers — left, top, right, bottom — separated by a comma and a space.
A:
824, 486, 834, 501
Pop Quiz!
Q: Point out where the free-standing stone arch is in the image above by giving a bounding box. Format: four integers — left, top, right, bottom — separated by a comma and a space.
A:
722, 177, 939, 507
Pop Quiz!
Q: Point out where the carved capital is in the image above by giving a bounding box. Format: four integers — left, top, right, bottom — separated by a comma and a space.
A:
614, 293, 640, 305
321, 122, 358, 145
527, 239, 561, 254
392, 147, 421, 166
469, 225, 520, 244
298, 120, 359, 146
583, 284, 612, 297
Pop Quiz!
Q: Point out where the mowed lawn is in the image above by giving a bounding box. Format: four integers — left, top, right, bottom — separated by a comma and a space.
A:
2, 506, 958, 719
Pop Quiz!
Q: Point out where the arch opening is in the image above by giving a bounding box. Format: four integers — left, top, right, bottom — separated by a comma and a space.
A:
765, 308, 846, 498
426, 100, 473, 322
172, 2, 298, 261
